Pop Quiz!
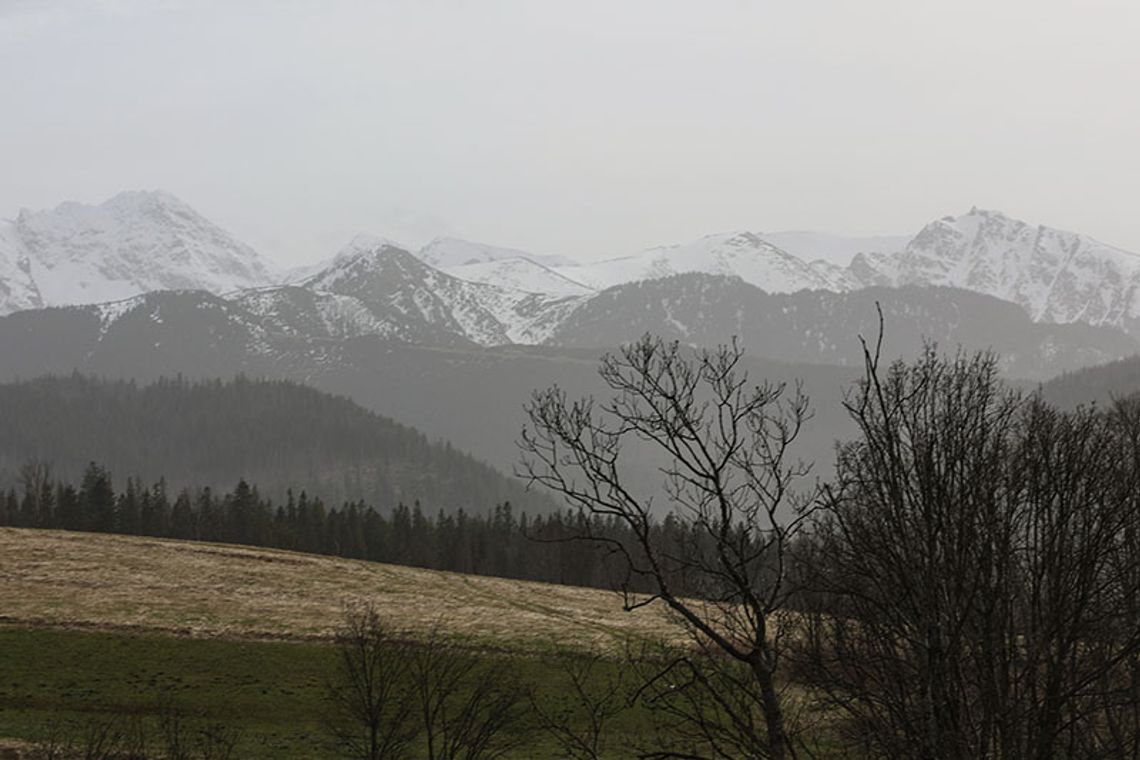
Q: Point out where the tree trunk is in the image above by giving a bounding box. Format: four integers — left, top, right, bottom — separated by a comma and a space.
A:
752, 654, 789, 760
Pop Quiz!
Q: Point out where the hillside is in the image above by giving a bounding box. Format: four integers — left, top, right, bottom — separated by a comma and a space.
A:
0, 375, 554, 513
546, 275, 1139, 379
1039, 354, 1140, 409
0, 527, 678, 757
0, 528, 679, 652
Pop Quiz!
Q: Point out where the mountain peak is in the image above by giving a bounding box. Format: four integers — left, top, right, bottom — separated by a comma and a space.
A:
722, 230, 767, 246
851, 207, 1140, 326
332, 233, 409, 263
304, 237, 430, 296
0, 190, 276, 314
961, 206, 1011, 220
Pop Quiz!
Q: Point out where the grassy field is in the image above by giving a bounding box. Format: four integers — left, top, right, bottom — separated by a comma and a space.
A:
0, 528, 685, 757
0, 527, 682, 651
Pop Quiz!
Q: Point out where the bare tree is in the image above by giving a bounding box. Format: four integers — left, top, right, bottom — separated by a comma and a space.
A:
408, 627, 522, 760
796, 342, 1140, 758
518, 335, 816, 760
18, 458, 53, 527
28, 694, 242, 760
527, 652, 633, 759
328, 602, 417, 760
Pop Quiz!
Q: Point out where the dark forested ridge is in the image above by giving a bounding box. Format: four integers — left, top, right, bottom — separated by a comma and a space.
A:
546, 276, 1139, 379
0, 374, 554, 514
1040, 353, 1140, 409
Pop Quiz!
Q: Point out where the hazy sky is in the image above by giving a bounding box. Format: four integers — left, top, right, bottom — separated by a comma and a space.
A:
2, 0, 1139, 266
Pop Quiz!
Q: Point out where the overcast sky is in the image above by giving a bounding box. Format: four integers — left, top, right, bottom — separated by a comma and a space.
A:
2, 0, 1139, 266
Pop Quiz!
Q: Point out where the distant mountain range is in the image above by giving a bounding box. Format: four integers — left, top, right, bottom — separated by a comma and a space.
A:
5, 192, 1140, 343
2, 190, 1139, 376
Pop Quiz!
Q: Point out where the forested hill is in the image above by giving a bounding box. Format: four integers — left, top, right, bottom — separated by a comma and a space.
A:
0, 374, 554, 514
1039, 355, 1140, 409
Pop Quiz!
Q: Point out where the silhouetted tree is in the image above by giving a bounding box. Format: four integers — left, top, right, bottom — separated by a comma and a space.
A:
519, 335, 816, 760
327, 602, 417, 760
408, 626, 522, 760
797, 342, 1140, 758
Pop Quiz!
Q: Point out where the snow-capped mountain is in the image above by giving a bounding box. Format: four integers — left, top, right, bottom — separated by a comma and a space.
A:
849, 208, 1140, 333
0, 190, 277, 315
556, 231, 848, 293
292, 238, 586, 345
6, 190, 1140, 355
280, 232, 407, 286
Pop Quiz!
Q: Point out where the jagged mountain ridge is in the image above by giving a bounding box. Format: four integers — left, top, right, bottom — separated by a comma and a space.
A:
1, 270, 1132, 393
551, 211, 1140, 339
0, 190, 277, 314
4, 191, 1140, 348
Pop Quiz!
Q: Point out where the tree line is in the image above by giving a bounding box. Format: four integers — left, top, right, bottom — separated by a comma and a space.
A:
0, 462, 707, 595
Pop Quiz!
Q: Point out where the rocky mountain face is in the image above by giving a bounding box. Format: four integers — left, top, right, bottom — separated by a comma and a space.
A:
0, 191, 277, 314
289, 238, 584, 346
849, 208, 1140, 335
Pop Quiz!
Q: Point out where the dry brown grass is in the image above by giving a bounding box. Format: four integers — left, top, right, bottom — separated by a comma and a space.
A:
0, 528, 687, 652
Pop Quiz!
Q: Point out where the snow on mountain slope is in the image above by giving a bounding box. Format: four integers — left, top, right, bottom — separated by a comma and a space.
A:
301, 239, 587, 346
418, 237, 577, 269
235, 286, 397, 341
281, 233, 407, 286
850, 208, 1140, 330
556, 231, 843, 293
445, 257, 595, 296
0, 190, 277, 314
0, 221, 44, 312
9, 190, 1140, 351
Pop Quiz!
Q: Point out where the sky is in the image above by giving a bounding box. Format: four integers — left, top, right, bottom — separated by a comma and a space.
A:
2, 0, 1139, 267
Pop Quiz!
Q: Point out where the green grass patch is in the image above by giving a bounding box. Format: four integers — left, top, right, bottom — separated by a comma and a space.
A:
0, 626, 659, 758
